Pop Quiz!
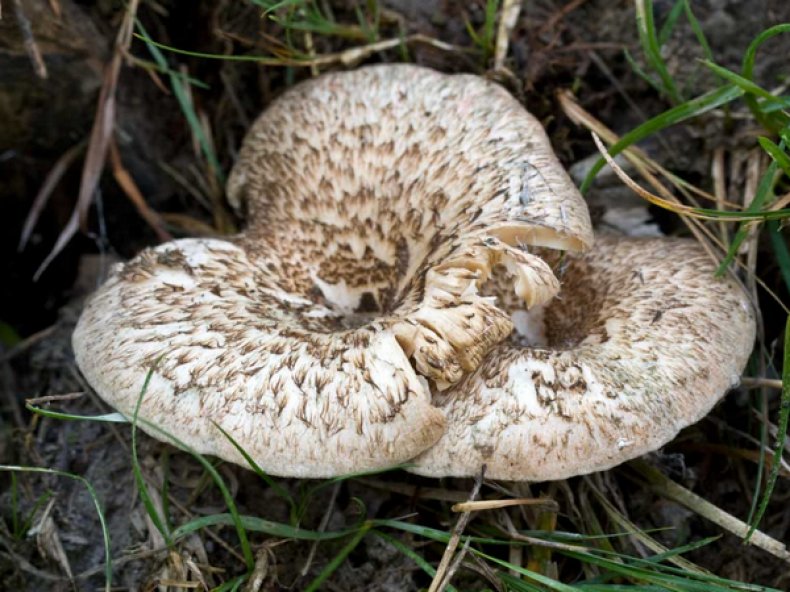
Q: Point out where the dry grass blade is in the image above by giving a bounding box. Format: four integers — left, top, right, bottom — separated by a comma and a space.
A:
108, 137, 173, 243
309, 34, 467, 68
557, 90, 740, 208
712, 147, 729, 243
629, 460, 790, 562
12, 0, 47, 78
741, 377, 783, 389
494, 0, 522, 72
76, 0, 140, 232
585, 127, 788, 314
29, 496, 73, 579
428, 468, 485, 592
142, 31, 469, 68
452, 498, 559, 513
584, 475, 708, 573
591, 132, 735, 221
33, 210, 79, 281
35, 0, 141, 280
18, 141, 86, 252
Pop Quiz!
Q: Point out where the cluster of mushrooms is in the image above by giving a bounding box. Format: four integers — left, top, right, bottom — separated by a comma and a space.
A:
73, 65, 755, 481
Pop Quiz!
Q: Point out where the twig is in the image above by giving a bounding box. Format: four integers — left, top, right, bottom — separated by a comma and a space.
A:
428, 466, 485, 592
26, 392, 85, 406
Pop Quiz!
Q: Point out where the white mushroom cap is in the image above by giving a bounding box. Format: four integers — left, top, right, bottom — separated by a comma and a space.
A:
72, 64, 592, 478
410, 235, 756, 481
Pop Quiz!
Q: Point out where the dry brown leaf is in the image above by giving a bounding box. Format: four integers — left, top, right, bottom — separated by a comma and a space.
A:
18, 140, 86, 252
35, 0, 141, 280
109, 137, 172, 243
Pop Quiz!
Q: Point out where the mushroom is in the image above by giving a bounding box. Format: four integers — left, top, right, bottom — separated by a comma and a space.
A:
410, 234, 755, 480
72, 64, 593, 478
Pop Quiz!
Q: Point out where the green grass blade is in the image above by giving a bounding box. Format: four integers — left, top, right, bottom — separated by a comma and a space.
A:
26, 404, 129, 423
702, 61, 790, 107
303, 522, 372, 592
210, 574, 248, 592
716, 158, 779, 275
172, 512, 356, 541
0, 465, 113, 592
742, 23, 790, 132
496, 572, 546, 592
210, 420, 295, 515
474, 549, 578, 591
745, 317, 790, 541
133, 33, 296, 63
635, 0, 682, 103
371, 530, 458, 592
746, 367, 768, 527
580, 85, 744, 192
762, 95, 790, 114
135, 22, 226, 185
0, 320, 21, 347
657, 0, 685, 47
130, 367, 172, 545
643, 535, 720, 564
623, 47, 663, 93
682, 0, 714, 62
758, 137, 790, 177
562, 550, 771, 592
138, 418, 255, 570
768, 220, 790, 293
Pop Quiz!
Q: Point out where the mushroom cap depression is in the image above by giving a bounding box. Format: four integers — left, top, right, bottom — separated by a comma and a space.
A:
72, 64, 593, 478
410, 235, 755, 481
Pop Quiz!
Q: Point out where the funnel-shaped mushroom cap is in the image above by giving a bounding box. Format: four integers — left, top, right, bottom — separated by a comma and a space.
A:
410, 235, 755, 481
73, 65, 592, 478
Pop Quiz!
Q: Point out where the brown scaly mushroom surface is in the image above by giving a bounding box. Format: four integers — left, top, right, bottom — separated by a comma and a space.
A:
410, 234, 755, 480
72, 64, 593, 478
